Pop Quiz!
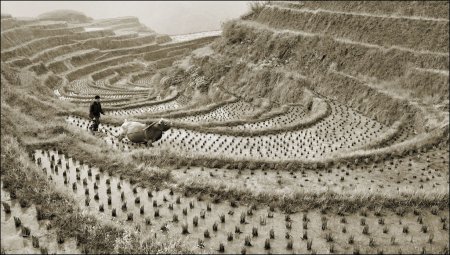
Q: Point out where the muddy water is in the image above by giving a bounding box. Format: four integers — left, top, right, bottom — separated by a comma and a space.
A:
1, 184, 79, 254
33, 149, 449, 254
66, 115, 152, 152
172, 144, 449, 196
69, 98, 391, 162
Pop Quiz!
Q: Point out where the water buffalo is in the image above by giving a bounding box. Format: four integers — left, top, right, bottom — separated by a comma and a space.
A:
117, 118, 171, 145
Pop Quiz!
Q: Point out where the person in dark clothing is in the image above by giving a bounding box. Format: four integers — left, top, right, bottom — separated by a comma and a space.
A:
89, 95, 104, 132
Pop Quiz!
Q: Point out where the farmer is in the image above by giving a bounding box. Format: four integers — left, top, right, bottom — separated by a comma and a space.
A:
89, 95, 104, 132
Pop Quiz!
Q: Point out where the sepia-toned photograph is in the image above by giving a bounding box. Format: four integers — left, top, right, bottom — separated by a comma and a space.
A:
0, 1, 449, 254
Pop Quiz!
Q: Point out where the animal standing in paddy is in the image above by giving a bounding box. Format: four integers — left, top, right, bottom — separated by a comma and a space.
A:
116, 119, 172, 145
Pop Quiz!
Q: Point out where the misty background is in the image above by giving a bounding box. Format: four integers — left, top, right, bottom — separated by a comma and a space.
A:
0, 1, 251, 35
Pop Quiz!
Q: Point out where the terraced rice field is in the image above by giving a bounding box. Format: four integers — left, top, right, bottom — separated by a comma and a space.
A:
1, 2, 448, 254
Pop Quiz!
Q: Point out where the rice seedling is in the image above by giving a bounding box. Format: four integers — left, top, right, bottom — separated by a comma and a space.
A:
307, 239, 313, 250
182, 208, 187, 215
302, 230, 308, 240
417, 216, 423, 224
235, 226, 242, 234
21, 226, 31, 237
303, 221, 308, 230
240, 212, 246, 224
431, 206, 439, 215
126, 212, 133, 221
353, 246, 360, 255
154, 208, 160, 217
32, 235, 39, 248
402, 225, 409, 234
362, 225, 369, 235
218, 243, 225, 253
94, 192, 99, 200
421, 225, 428, 233
428, 233, 434, 243
99, 204, 104, 212
360, 218, 366, 226
383, 226, 389, 234
390, 236, 396, 245
283, 231, 290, 239
227, 231, 234, 241
181, 223, 189, 234
325, 232, 333, 242
303, 213, 309, 222
213, 222, 218, 231
121, 202, 127, 211
57, 232, 64, 244
252, 226, 258, 237
244, 235, 252, 246
134, 196, 140, 204
145, 217, 151, 225
285, 214, 291, 222
40, 247, 48, 254
264, 238, 271, 250
369, 237, 376, 247
193, 216, 198, 227
14, 217, 22, 227
348, 235, 354, 244
204, 229, 210, 238
329, 244, 335, 253
342, 226, 347, 233
260, 216, 266, 226
286, 239, 293, 250
269, 228, 275, 239
112, 208, 117, 217
197, 238, 205, 249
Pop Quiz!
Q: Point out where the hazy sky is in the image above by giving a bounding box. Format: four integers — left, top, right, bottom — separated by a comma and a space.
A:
1, 1, 250, 35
